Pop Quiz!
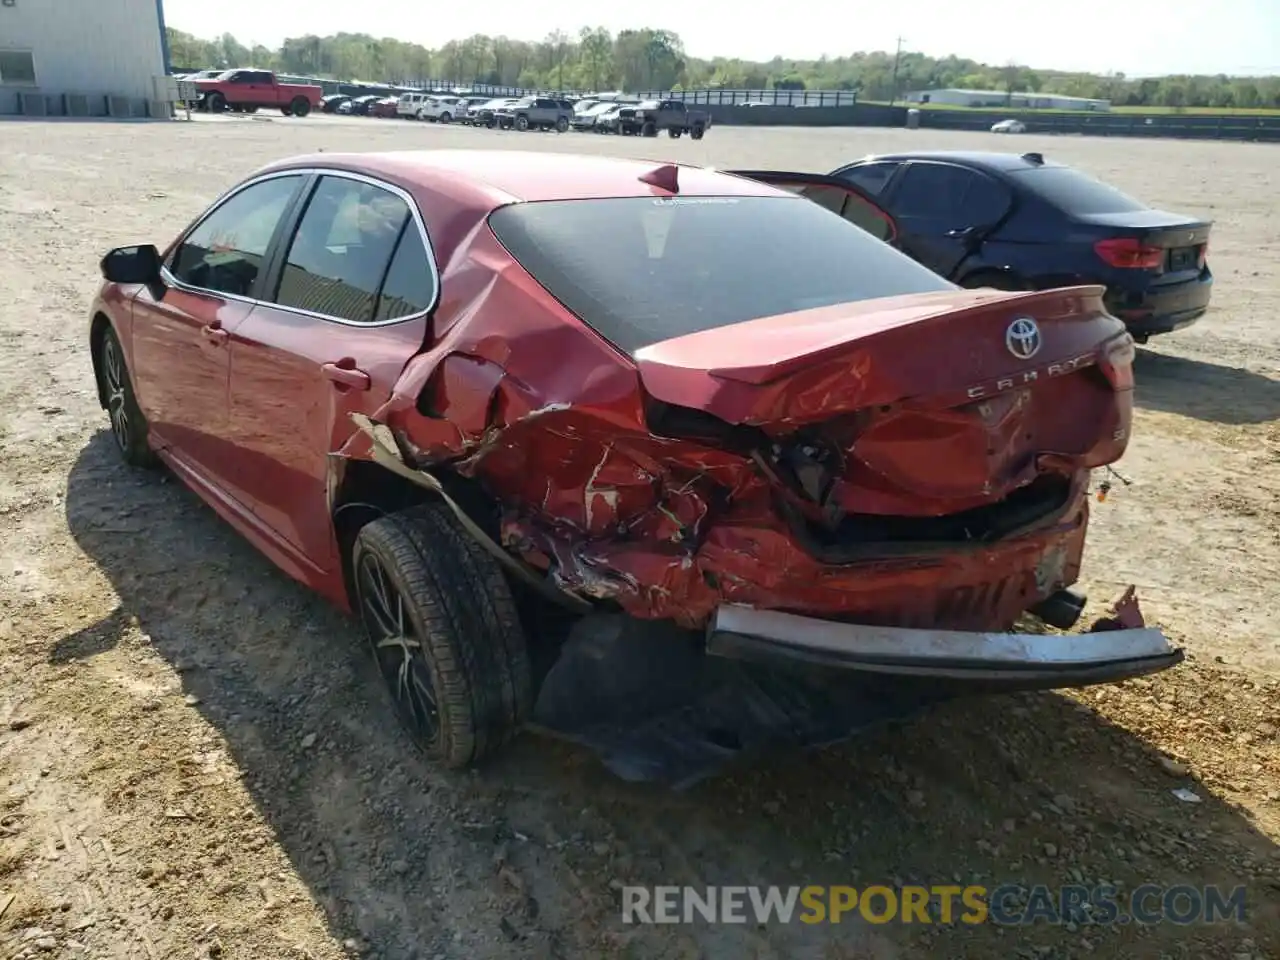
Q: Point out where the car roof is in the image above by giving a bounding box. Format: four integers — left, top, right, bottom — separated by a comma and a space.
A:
255, 150, 791, 207
852, 151, 1064, 171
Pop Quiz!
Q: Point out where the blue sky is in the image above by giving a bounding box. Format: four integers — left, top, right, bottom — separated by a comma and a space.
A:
161, 0, 1279, 77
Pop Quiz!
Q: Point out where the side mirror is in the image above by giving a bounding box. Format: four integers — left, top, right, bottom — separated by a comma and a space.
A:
100, 244, 162, 285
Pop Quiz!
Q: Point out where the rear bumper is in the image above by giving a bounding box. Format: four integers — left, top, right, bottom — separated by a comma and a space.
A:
1106, 271, 1212, 337
707, 603, 1183, 690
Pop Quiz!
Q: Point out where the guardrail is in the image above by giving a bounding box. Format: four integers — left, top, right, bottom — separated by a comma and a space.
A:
918, 108, 1280, 143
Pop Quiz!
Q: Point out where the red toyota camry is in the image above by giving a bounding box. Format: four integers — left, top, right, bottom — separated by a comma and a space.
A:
88, 150, 1178, 776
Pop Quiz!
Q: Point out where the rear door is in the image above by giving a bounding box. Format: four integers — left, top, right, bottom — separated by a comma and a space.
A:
728, 170, 898, 244
876, 161, 1014, 279
225, 172, 439, 572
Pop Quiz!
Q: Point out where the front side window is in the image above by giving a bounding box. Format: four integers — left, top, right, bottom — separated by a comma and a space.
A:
273, 176, 414, 324
488, 195, 952, 354
169, 175, 304, 297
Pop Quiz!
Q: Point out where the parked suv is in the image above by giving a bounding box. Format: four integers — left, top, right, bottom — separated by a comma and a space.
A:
495, 97, 573, 132
397, 92, 431, 118
420, 95, 465, 122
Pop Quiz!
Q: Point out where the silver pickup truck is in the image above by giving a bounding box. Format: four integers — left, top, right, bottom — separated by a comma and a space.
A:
494, 96, 574, 132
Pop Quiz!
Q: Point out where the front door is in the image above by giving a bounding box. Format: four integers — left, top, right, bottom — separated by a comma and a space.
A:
225, 172, 438, 572
130, 173, 308, 481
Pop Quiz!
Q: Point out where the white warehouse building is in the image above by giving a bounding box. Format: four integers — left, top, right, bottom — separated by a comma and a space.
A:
905, 88, 1111, 112
0, 0, 171, 117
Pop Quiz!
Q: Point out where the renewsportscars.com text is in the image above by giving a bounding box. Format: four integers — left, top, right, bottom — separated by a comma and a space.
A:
621, 884, 1247, 926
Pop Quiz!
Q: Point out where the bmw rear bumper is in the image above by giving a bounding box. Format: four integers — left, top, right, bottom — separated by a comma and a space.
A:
1106, 271, 1213, 338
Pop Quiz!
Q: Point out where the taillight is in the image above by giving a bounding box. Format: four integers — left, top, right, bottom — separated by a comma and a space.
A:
1098, 334, 1136, 390
1197, 240, 1209, 270
1094, 237, 1164, 269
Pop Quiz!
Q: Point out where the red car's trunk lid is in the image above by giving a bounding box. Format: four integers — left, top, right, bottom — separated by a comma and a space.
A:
635, 285, 1134, 514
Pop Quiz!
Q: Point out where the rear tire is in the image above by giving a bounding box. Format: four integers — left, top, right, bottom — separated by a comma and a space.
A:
556, 116, 569, 133
206, 91, 226, 112
290, 96, 311, 117
515, 114, 530, 131
439, 112, 452, 123
668, 127, 682, 138
690, 124, 705, 140
352, 503, 533, 769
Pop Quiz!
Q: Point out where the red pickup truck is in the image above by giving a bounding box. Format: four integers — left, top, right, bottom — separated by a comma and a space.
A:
194, 69, 324, 117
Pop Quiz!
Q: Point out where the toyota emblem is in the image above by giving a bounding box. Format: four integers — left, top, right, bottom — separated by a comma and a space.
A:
1006, 317, 1041, 360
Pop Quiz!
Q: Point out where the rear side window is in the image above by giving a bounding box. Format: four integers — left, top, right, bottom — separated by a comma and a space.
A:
374, 226, 436, 321
488, 196, 953, 354
1009, 166, 1148, 215
273, 176, 412, 324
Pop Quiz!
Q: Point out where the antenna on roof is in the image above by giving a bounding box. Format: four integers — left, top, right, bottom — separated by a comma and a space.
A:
1021, 151, 1045, 165
638, 163, 680, 194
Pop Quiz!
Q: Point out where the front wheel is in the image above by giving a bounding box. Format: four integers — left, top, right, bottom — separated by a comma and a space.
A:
439, 112, 452, 123
352, 503, 533, 768
515, 114, 530, 131
555, 116, 569, 133
290, 96, 311, 117
690, 125, 705, 140
668, 127, 682, 138
95, 325, 157, 468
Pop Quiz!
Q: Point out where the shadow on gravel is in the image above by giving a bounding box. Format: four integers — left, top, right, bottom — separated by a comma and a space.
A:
1134, 349, 1280, 425
60, 431, 1280, 960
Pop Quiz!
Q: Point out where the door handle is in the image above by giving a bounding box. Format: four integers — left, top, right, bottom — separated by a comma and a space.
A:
322, 361, 371, 391
201, 323, 228, 345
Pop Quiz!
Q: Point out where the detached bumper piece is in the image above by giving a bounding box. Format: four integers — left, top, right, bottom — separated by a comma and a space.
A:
707, 596, 1183, 691
530, 615, 952, 789
528, 589, 1181, 788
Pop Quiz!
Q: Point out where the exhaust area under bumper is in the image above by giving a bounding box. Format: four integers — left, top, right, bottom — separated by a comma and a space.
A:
706, 603, 1183, 690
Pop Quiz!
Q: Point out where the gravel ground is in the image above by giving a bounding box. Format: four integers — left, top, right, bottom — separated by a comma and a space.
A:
0, 114, 1277, 960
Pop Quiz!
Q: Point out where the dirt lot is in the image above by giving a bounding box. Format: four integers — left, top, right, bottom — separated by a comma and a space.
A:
0, 114, 1277, 960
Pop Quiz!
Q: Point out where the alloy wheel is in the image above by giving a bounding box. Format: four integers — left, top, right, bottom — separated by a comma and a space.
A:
101, 336, 131, 453
356, 550, 439, 744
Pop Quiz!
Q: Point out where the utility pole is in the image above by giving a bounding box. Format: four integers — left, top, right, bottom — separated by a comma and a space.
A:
889, 36, 905, 105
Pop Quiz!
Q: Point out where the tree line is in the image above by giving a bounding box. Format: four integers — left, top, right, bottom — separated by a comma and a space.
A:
166, 27, 1280, 110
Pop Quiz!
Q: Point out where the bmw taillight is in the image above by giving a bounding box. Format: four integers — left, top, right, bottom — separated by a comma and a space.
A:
1197, 240, 1209, 270
1094, 237, 1164, 269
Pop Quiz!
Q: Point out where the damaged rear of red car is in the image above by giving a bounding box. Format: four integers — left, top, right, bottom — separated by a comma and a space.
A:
334, 157, 1179, 781
366, 167, 1132, 629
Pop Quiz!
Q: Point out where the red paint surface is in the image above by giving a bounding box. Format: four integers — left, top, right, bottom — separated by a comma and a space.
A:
94, 152, 1137, 631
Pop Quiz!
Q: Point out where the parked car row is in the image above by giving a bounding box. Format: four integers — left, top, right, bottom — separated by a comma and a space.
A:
329, 91, 714, 138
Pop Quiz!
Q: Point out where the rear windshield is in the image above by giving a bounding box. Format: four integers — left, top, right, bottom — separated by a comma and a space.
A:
1010, 166, 1148, 215
487, 196, 953, 354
